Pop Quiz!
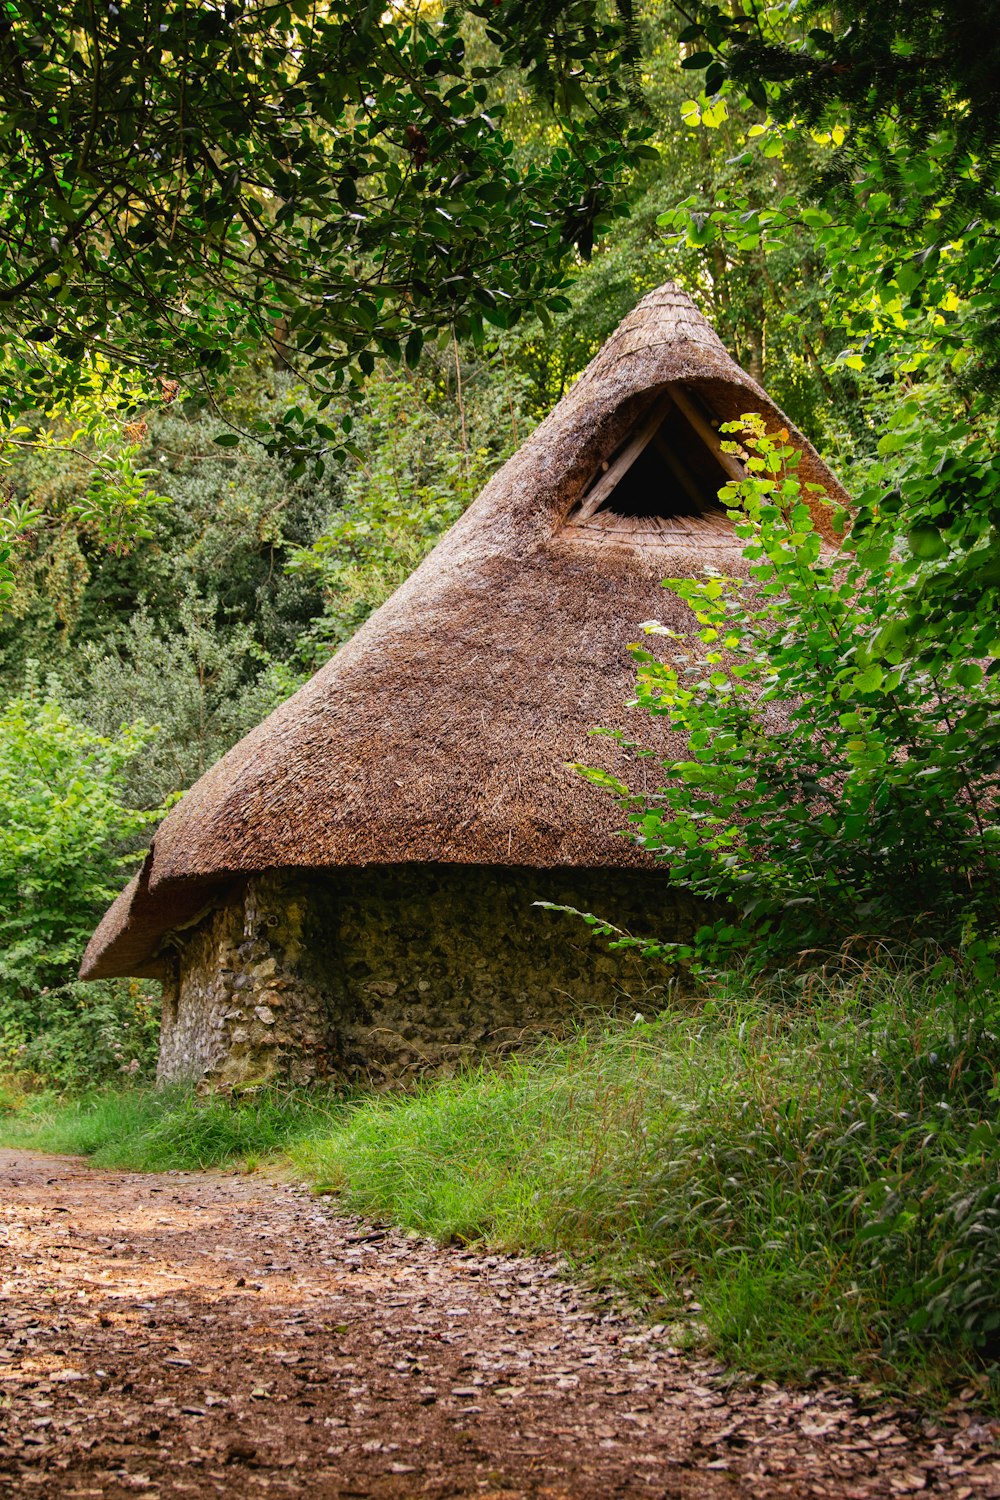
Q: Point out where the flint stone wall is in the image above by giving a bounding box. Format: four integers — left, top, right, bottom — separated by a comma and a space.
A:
156, 865, 696, 1089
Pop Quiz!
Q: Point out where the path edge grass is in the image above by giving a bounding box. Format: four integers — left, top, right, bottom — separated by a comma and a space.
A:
2, 962, 998, 1407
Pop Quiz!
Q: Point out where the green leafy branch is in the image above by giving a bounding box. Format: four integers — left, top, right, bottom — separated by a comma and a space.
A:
579, 417, 1000, 972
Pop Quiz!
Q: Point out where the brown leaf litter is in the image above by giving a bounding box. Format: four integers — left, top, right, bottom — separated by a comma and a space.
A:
0, 1148, 997, 1498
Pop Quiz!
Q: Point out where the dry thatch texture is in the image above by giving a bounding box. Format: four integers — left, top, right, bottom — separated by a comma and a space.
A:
83, 282, 848, 980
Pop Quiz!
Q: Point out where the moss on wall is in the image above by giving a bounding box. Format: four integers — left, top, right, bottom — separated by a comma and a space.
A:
157, 865, 698, 1089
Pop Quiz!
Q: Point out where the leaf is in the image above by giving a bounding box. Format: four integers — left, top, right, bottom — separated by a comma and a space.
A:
850, 664, 884, 694
745, 78, 767, 110
907, 524, 948, 560
404, 330, 424, 369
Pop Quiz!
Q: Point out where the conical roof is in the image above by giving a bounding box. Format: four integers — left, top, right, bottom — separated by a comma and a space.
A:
82, 283, 848, 980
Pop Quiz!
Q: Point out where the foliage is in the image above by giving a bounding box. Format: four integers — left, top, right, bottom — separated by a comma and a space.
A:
1, 364, 173, 548
677, 1, 1000, 183
0, 0, 649, 441
287, 454, 470, 659
495, 11, 864, 453
64, 599, 301, 808
286, 352, 524, 657
578, 419, 1000, 966
0, 510, 16, 613
0, 372, 336, 663
662, 1, 1000, 663
6, 979, 161, 1090
0, 353, 526, 698
0, 690, 164, 1083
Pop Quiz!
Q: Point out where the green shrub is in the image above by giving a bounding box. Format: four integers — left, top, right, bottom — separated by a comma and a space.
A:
580, 417, 1000, 968
0, 690, 164, 1084
284, 359, 521, 662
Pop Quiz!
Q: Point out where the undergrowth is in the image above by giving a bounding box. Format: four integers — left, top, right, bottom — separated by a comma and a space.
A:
2, 961, 998, 1401
0, 1079, 347, 1172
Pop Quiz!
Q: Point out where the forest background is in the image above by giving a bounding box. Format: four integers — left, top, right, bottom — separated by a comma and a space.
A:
2, 0, 883, 1082
2, 0, 1000, 1395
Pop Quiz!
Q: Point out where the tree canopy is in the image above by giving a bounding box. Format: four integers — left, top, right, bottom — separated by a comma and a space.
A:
0, 0, 648, 432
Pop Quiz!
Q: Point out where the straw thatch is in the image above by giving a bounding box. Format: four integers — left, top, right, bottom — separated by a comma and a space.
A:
82, 282, 847, 982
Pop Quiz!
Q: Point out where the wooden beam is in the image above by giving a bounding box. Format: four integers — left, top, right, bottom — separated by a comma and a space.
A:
574, 391, 676, 522
669, 386, 746, 483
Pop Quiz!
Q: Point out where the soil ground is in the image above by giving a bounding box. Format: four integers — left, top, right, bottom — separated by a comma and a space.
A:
0, 1149, 998, 1499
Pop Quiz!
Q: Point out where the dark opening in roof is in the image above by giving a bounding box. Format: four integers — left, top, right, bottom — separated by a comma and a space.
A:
565, 384, 743, 539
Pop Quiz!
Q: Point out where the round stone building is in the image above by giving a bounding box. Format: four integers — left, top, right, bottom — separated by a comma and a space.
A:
81, 283, 847, 1089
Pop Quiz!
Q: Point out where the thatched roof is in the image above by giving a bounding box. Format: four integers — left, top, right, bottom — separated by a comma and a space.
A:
82, 282, 848, 981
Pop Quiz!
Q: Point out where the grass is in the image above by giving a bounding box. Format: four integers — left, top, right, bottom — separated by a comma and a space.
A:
0, 1077, 350, 1171
2, 961, 998, 1400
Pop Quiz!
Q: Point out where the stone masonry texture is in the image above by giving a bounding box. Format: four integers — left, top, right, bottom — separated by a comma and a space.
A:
156, 865, 697, 1089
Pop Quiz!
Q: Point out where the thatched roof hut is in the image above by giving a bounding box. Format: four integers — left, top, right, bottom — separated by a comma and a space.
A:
82, 283, 847, 1088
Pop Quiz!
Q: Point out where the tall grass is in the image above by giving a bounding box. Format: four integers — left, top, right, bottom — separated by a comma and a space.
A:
2, 962, 997, 1394
293, 963, 1000, 1388
0, 1081, 348, 1171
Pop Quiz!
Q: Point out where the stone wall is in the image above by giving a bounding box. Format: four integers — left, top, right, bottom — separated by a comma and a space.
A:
156, 865, 699, 1090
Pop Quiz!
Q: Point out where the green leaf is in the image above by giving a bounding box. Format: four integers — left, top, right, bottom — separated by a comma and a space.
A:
404, 329, 424, 369
850, 664, 884, 694
907, 524, 948, 560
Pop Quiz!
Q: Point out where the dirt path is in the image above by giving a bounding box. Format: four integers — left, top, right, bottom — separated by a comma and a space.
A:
0, 1151, 997, 1499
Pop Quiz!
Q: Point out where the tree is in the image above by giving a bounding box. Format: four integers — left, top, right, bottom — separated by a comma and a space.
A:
675, 0, 1000, 167
0, 0, 648, 441
654, 0, 1000, 672
0, 690, 162, 1082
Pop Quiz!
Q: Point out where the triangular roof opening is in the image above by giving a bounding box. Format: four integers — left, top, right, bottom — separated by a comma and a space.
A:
81, 283, 852, 987
565, 383, 744, 539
